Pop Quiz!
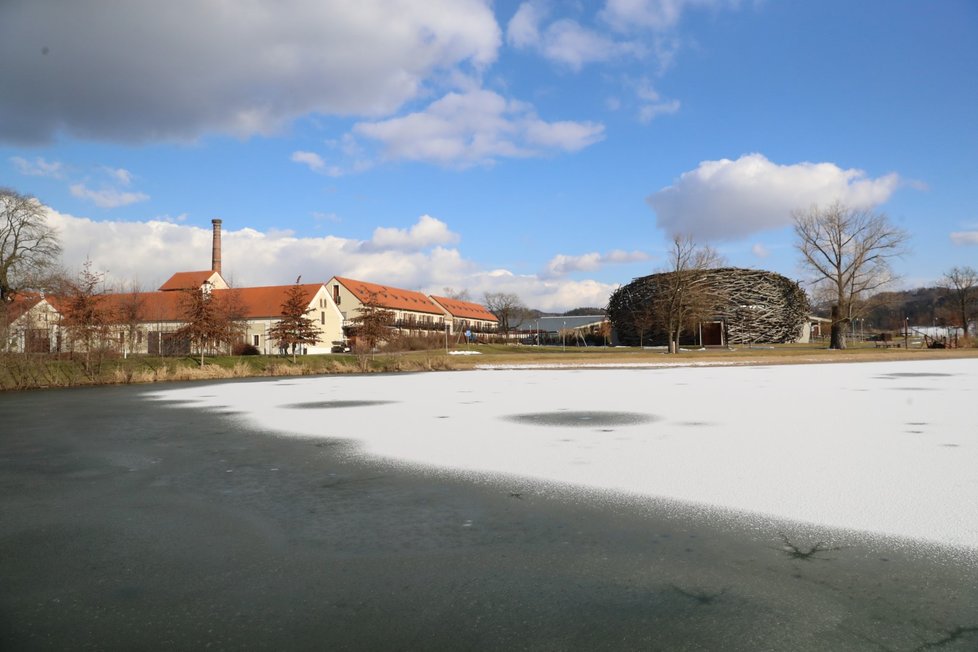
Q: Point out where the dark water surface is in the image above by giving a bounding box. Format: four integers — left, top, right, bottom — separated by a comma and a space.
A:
1, 380, 976, 651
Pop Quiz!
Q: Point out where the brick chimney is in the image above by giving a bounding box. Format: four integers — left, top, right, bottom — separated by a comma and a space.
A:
211, 219, 222, 275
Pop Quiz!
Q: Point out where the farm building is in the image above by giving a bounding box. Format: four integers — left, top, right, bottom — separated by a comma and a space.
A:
327, 277, 498, 345
428, 295, 499, 338
3, 221, 497, 354
607, 267, 810, 347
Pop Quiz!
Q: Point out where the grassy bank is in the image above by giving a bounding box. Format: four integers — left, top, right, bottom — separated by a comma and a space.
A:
3, 342, 977, 391
0, 350, 456, 391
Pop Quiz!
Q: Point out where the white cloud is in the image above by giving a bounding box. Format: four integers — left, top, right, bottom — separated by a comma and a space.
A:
544, 249, 649, 276
291, 150, 325, 171
11, 156, 63, 178
950, 231, 978, 246
0, 0, 501, 143
639, 99, 680, 122
647, 153, 902, 241
467, 272, 617, 312
353, 89, 604, 167
634, 78, 680, 122
751, 243, 769, 258
155, 213, 189, 224
507, 3, 643, 70
539, 19, 644, 70
105, 167, 133, 185
365, 215, 460, 252
45, 209, 616, 311
69, 183, 150, 208
506, 1, 545, 48
601, 0, 738, 32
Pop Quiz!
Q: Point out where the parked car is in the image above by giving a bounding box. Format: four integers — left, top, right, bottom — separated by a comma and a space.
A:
331, 341, 351, 353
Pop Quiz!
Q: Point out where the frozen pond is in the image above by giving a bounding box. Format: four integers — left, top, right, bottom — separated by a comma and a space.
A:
150, 358, 978, 560
2, 362, 977, 650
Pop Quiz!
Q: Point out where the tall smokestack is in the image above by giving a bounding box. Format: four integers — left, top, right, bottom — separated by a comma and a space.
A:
211, 219, 222, 275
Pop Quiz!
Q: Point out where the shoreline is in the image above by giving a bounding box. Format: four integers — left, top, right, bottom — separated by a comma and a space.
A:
4, 345, 978, 392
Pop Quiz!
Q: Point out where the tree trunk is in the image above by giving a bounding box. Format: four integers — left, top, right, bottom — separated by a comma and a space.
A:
829, 304, 846, 350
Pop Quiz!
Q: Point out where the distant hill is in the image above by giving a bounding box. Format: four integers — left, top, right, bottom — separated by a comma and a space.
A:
860, 287, 959, 331
563, 307, 606, 316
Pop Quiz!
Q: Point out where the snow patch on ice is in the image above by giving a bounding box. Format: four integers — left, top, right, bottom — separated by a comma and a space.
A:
146, 359, 978, 558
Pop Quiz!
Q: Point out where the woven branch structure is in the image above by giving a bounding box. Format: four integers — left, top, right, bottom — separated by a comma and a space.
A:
608, 267, 810, 346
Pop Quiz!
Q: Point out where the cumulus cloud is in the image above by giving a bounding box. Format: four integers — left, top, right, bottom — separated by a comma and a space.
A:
506, 1, 545, 49
950, 231, 978, 246
105, 167, 134, 185
364, 215, 460, 252
353, 89, 604, 167
291, 151, 325, 172
634, 78, 680, 123
647, 153, 902, 241
69, 183, 150, 208
0, 0, 500, 143
507, 2, 643, 70
11, 156, 64, 178
600, 0, 738, 32
45, 209, 616, 311
544, 250, 648, 277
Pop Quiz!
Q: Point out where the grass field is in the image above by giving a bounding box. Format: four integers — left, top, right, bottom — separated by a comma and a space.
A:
4, 340, 978, 391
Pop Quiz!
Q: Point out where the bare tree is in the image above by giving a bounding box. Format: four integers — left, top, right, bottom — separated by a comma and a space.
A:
61, 260, 111, 374
628, 299, 658, 348
216, 288, 248, 354
794, 201, 908, 349
114, 281, 145, 356
940, 266, 978, 337
1, 189, 62, 303
442, 287, 471, 301
654, 235, 723, 354
484, 292, 526, 336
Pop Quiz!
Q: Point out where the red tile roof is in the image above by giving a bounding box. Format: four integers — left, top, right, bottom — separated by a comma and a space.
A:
158, 270, 221, 291
216, 284, 324, 319
429, 296, 499, 322
98, 291, 186, 322
31, 284, 325, 324
2, 293, 46, 325
333, 277, 444, 315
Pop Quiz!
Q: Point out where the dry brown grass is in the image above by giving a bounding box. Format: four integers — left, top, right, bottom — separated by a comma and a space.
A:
436, 342, 978, 369
5, 341, 978, 392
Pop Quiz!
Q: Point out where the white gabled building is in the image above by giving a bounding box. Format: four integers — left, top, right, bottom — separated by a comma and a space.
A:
428, 295, 499, 338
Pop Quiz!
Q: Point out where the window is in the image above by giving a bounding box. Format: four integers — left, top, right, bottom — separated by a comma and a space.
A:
321, 311, 325, 325
333, 284, 340, 305
253, 335, 260, 346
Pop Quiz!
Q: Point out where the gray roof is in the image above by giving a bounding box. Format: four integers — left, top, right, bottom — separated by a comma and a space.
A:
516, 315, 607, 332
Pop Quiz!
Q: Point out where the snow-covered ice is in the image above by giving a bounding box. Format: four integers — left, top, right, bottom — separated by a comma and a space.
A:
148, 359, 978, 556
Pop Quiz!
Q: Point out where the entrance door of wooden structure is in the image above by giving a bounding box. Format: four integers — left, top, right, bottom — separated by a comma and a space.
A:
700, 322, 723, 346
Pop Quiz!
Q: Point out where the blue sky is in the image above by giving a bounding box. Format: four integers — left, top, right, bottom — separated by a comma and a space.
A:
2, 0, 976, 311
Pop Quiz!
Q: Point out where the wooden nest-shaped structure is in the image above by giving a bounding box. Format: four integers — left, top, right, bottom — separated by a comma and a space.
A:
607, 267, 810, 346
